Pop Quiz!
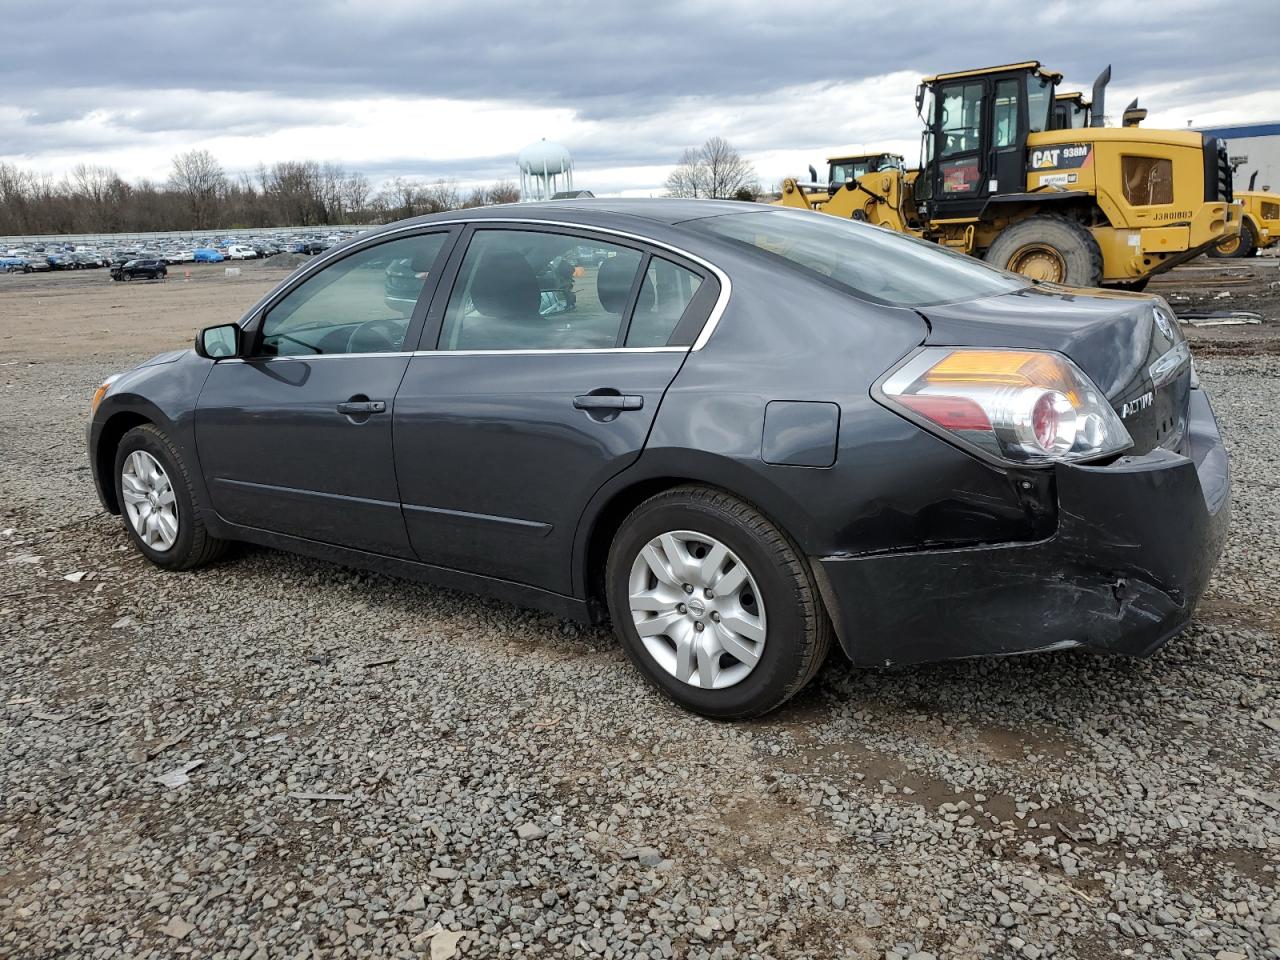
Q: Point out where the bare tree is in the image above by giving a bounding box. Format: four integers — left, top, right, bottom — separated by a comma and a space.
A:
486, 180, 520, 205
341, 172, 372, 221
461, 180, 522, 209
168, 149, 226, 228
0, 153, 525, 233
664, 137, 758, 200
421, 178, 461, 213
701, 136, 757, 200
664, 147, 707, 198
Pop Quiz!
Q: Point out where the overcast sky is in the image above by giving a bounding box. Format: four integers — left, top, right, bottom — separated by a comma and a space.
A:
2, 0, 1277, 196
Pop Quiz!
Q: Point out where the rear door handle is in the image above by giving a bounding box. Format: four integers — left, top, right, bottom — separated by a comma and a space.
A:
336, 400, 386, 415
573, 394, 643, 411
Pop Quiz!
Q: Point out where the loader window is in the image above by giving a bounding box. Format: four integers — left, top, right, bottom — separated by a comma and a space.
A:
1027, 74, 1053, 133
1122, 156, 1174, 206
993, 79, 1019, 148
939, 82, 984, 158
830, 161, 869, 185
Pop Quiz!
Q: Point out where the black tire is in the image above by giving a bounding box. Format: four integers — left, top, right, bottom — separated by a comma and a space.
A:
1208, 220, 1257, 259
984, 214, 1104, 287
1111, 277, 1150, 293
113, 424, 227, 571
23, 266, 31, 274
605, 486, 832, 719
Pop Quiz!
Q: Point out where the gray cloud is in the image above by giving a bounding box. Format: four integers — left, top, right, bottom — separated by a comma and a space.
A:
2, 0, 1277, 184
5, 1, 1276, 105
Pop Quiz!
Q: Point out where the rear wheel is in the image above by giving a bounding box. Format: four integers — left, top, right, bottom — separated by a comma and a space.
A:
606, 486, 832, 719
1209, 220, 1257, 259
985, 215, 1104, 287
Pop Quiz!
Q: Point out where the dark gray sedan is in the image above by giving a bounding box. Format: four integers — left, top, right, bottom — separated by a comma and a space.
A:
88, 200, 1229, 717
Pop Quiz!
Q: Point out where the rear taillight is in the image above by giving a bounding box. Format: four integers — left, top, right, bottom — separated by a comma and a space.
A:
878, 348, 1132, 465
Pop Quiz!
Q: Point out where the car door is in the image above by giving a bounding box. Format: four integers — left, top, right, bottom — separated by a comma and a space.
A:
393, 223, 720, 594
194, 228, 456, 557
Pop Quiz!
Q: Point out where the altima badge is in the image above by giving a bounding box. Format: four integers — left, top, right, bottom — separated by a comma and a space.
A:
1121, 391, 1154, 418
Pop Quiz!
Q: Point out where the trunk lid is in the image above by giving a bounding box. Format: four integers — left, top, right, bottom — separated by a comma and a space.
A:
918, 284, 1190, 456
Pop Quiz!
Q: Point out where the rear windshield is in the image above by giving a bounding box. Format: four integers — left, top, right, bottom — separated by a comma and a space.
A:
688, 208, 1028, 307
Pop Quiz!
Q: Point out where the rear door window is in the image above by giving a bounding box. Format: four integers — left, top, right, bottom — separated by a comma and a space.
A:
625, 258, 703, 347
438, 230, 644, 350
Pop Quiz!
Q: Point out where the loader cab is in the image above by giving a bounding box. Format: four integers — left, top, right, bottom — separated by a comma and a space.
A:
827, 153, 905, 192
914, 61, 1062, 219
1054, 92, 1090, 130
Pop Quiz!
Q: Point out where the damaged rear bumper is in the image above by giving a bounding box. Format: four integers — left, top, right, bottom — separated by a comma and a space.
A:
815, 387, 1230, 668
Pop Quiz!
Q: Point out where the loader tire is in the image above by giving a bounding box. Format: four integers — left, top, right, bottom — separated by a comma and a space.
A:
984, 215, 1103, 288
1208, 220, 1257, 259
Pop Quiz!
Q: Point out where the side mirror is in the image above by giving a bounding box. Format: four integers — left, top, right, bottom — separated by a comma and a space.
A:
914, 83, 925, 116
195, 323, 241, 359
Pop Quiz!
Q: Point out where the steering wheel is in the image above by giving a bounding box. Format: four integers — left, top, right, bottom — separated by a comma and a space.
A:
347, 318, 405, 354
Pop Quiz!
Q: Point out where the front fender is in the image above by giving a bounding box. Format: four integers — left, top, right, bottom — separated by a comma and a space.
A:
88, 352, 215, 516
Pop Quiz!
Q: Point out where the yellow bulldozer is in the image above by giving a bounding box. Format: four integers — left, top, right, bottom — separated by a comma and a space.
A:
776, 61, 1240, 289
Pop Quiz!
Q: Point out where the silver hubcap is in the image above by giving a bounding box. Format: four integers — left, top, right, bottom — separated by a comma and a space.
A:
121, 451, 178, 552
628, 530, 767, 690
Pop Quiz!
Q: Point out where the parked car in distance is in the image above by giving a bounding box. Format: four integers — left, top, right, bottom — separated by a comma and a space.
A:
14, 256, 52, 273
46, 252, 78, 270
226, 244, 258, 260
111, 258, 168, 281
72, 252, 104, 268
193, 248, 224, 263
86, 200, 1230, 718
1, 255, 28, 273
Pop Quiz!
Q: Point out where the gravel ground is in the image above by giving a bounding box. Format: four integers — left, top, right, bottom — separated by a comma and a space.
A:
1, 303, 1278, 958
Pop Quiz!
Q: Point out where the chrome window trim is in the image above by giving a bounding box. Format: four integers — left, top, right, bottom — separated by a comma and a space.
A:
236, 217, 731, 352
215, 346, 688, 364
216, 352, 408, 363
416, 346, 688, 357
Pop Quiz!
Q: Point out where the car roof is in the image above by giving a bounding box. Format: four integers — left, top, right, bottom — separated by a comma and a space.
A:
393, 198, 760, 232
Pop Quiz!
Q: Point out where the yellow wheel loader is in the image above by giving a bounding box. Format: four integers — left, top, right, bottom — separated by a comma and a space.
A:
1210, 171, 1278, 258
776, 61, 1240, 289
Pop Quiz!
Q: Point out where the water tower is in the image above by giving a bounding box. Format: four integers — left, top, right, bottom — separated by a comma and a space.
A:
518, 139, 574, 201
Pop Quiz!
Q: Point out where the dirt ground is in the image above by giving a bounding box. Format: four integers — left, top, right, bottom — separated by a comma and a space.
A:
2, 253, 1278, 959
0, 261, 291, 363
1148, 251, 1280, 354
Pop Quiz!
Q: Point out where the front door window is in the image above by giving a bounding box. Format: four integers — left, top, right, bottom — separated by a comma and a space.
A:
258, 233, 447, 356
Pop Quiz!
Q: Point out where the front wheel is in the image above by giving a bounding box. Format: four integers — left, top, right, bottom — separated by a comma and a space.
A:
1208, 220, 1257, 259
984, 215, 1104, 287
606, 486, 832, 719
114, 424, 227, 570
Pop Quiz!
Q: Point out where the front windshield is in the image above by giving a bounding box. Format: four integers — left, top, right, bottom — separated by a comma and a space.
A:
688, 208, 1028, 307
830, 161, 870, 184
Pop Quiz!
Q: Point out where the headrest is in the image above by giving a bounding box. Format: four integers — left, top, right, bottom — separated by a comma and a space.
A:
597, 256, 654, 314
470, 251, 539, 319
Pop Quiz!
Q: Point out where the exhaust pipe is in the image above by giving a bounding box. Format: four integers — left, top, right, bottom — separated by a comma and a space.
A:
1089, 65, 1111, 127
1249, 171, 1258, 191
1122, 98, 1147, 127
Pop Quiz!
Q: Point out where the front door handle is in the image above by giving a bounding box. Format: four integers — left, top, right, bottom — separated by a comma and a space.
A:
336, 400, 386, 415
573, 394, 643, 411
